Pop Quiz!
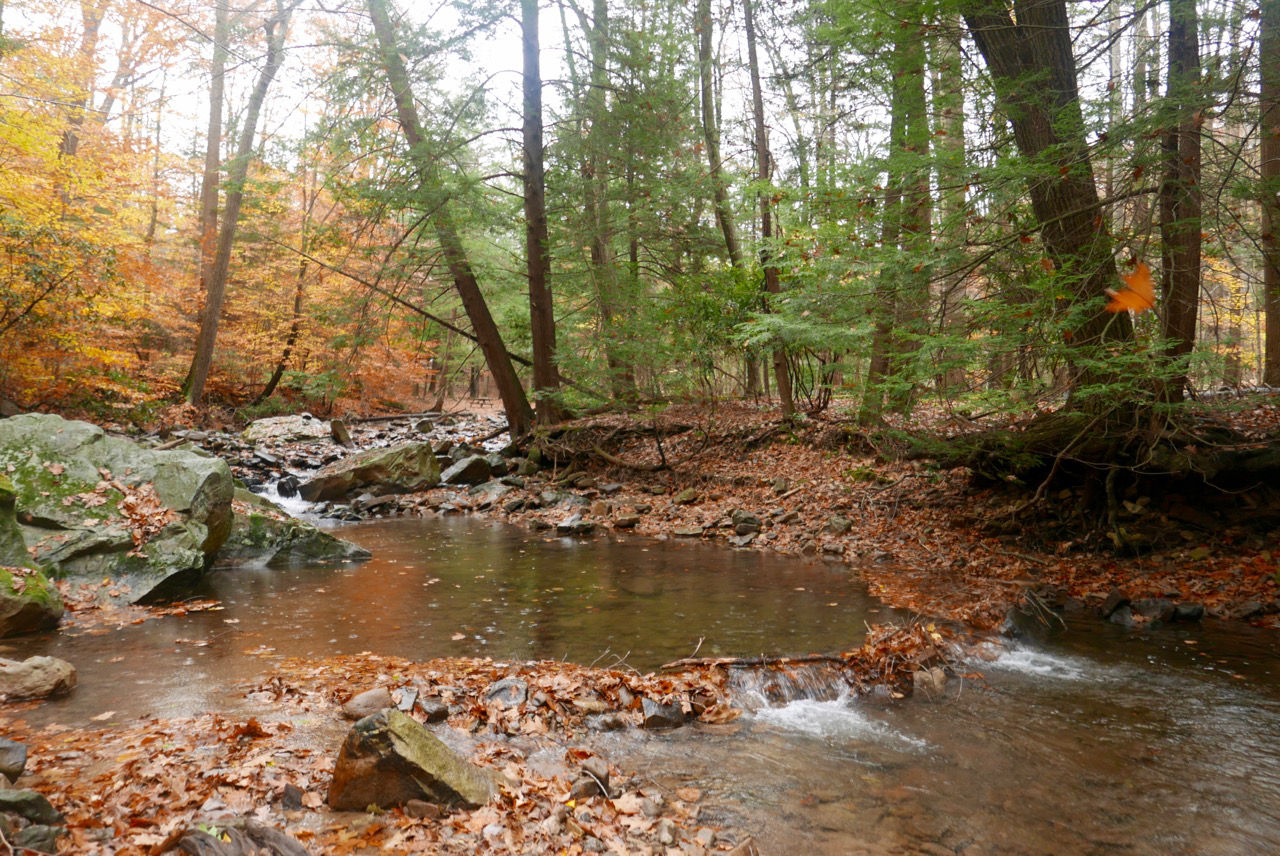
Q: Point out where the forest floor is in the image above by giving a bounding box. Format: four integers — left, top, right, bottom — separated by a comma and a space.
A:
473, 397, 1280, 634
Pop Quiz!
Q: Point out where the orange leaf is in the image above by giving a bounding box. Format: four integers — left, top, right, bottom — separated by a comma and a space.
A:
1105, 262, 1155, 313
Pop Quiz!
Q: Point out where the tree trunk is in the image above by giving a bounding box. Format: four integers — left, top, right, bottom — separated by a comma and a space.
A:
697, 0, 740, 267
1263, 0, 1280, 384
187, 3, 289, 405
1158, 0, 1202, 401
743, 0, 794, 417
961, 0, 1133, 396
522, 0, 561, 425
58, 0, 104, 161
366, 0, 533, 436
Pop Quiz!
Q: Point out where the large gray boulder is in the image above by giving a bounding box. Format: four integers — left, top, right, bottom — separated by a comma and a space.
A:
219, 488, 371, 567
0, 656, 75, 700
0, 414, 233, 603
327, 709, 495, 811
300, 443, 440, 502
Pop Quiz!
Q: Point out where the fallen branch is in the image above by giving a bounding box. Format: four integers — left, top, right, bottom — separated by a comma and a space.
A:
593, 445, 664, 472
661, 652, 848, 671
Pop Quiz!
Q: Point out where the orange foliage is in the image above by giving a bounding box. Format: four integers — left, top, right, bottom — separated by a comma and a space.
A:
1105, 262, 1156, 314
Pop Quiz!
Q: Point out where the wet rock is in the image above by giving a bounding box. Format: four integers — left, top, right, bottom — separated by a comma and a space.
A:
641, 698, 685, 729
0, 737, 26, 783
503, 498, 526, 514
731, 510, 761, 535
1234, 600, 1267, 619
484, 455, 509, 477
220, 488, 371, 567
657, 818, 676, 845
673, 488, 699, 505
600, 483, 622, 496
441, 456, 492, 486
1100, 589, 1130, 618
613, 515, 640, 530
275, 474, 300, 498
728, 533, 756, 548
1131, 598, 1176, 622
394, 686, 418, 712
771, 477, 790, 495
633, 503, 652, 514
556, 515, 596, 536
13, 824, 61, 853
485, 678, 528, 709
327, 709, 496, 810
912, 666, 948, 696
824, 515, 852, 536
0, 414, 233, 603
330, 418, 354, 448
0, 656, 75, 700
253, 448, 279, 466
300, 442, 440, 502
587, 713, 627, 731
1173, 601, 1205, 621
672, 526, 703, 538
515, 458, 541, 476
1108, 605, 1137, 627
0, 789, 62, 824
342, 687, 393, 720
820, 542, 845, 556
242, 415, 330, 444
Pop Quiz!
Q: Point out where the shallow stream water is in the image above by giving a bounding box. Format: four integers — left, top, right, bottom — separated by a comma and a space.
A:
7, 517, 1280, 854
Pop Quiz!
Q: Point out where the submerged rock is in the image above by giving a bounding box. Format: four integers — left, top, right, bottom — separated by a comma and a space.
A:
0, 415, 233, 603
300, 442, 440, 502
219, 488, 370, 568
0, 656, 76, 700
327, 709, 496, 811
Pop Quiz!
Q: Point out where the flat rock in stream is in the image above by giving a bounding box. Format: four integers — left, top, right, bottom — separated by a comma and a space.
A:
242, 415, 331, 444
299, 442, 440, 502
641, 698, 686, 729
0, 414, 233, 603
219, 488, 370, 568
327, 709, 496, 811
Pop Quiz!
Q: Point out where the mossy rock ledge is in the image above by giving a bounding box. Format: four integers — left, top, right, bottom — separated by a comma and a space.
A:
0, 414, 233, 604
220, 488, 371, 568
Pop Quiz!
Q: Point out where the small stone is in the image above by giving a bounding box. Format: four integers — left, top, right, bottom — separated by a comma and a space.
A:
696, 828, 716, 847
824, 515, 852, 536
641, 697, 684, 729
800, 541, 818, 556
556, 515, 596, 536
912, 666, 947, 695
672, 526, 703, 538
1108, 605, 1137, 627
0, 737, 26, 783
600, 483, 623, 496
503, 498, 526, 514
342, 687, 393, 720
727, 533, 756, 548
330, 419, 354, 448
633, 503, 652, 513
587, 713, 627, 731
485, 677, 528, 709
569, 775, 602, 800
771, 477, 789, 495
405, 798, 442, 819
1235, 601, 1266, 619
657, 818, 676, 845
673, 488, 699, 505
1100, 589, 1130, 618
584, 836, 606, 852
589, 500, 609, 517
280, 783, 304, 810
1131, 598, 1175, 622
441, 456, 492, 486
275, 474, 300, 498
419, 699, 449, 723
613, 515, 640, 529
777, 510, 799, 524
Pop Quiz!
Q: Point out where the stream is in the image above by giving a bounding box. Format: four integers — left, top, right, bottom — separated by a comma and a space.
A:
7, 516, 1280, 854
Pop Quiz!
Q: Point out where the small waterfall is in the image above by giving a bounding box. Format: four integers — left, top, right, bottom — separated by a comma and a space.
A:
727, 664, 854, 710
254, 481, 317, 518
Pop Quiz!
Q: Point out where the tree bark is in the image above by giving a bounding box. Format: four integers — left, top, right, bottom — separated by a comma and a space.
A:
366, 0, 533, 436
1158, 0, 1202, 401
743, 0, 794, 417
522, 0, 561, 425
961, 0, 1133, 396
696, 0, 740, 267
1263, 0, 1280, 384
187, 2, 290, 404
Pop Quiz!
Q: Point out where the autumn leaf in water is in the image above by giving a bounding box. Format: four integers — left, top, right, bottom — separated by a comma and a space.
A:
1105, 262, 1155, 313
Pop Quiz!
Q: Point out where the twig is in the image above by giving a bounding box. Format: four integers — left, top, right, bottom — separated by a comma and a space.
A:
661, 652, 847, 671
